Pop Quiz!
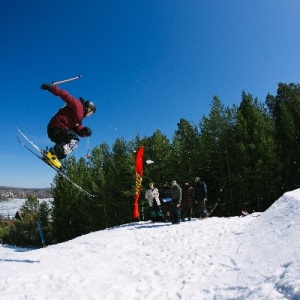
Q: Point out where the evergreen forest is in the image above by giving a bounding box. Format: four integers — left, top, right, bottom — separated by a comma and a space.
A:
2, 82, 300, 246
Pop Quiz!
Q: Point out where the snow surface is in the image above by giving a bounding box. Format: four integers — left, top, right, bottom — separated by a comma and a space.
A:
1, 190, 300, 300
0, 199, 28, 218
0, 199, 53, 219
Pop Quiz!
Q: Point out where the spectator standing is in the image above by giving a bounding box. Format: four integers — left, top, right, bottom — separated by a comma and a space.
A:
170, 180, 182, 224
145, 182, 164, 222
160, 182, 172, 221
181, 181, 193, 221
194, 177, 208, 219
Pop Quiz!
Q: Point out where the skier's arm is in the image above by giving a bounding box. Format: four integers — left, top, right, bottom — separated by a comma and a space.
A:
50, 85, 79, 110
41, 83, 79, 111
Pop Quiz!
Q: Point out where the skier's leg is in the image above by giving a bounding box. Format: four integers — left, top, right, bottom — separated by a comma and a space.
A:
46, 128, 79, 167
60, 138, 79, 157
49, 129, 79, 158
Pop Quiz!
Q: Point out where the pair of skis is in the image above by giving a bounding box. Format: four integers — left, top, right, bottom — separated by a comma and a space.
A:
16, 126, 96, 198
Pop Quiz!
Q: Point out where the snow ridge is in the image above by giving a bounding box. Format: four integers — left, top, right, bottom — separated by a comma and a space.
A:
1, 190, 300, 299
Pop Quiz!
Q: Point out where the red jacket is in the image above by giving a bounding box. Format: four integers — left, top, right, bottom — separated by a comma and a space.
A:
47, 85, 87, 137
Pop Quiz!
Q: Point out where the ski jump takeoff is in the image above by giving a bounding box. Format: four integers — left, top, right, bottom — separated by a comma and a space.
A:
40, 82, 96, 169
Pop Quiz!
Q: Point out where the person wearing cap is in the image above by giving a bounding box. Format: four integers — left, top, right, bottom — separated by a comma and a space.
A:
40, 83, 96, 169
194, 177, 208, 219
145, 182, 164, 222
170, 180, 182, 224
181, 181, 193, 221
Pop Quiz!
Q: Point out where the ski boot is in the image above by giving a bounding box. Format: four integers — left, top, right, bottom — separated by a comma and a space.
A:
43, 148, 62, 169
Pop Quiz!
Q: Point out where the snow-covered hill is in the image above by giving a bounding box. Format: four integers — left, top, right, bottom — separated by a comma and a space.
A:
1, 190, 300, 299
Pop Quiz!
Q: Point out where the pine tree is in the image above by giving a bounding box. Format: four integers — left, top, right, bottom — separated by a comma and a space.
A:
199, 96, 235, 215
266, 83, 300, 191
171, 119, 199, 184
233, 92, 280, 213
140, 129, 172, 186
51, 156, 98, 242
104, 138, 135, 226
89, 143, 110, 228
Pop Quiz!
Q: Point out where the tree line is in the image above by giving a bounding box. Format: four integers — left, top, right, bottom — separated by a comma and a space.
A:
50, 82, 300, 243
1, 82, 300, 246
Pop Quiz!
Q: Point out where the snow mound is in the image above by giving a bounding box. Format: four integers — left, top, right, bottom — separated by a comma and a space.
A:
0, 190, 300, 299
232, 189, 300, 299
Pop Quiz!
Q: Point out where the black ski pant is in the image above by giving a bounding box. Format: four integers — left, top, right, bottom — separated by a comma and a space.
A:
170, 201, 181, 224
181, 205, 192, 221
47, 127, 79, 160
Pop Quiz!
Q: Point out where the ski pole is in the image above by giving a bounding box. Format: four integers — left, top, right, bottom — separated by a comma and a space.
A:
86, 136, 90, 159
52, 75, 82, 85
37, 221, 46, 247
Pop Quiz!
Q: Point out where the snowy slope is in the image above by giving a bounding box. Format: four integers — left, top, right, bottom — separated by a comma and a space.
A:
1, 190, 300, 299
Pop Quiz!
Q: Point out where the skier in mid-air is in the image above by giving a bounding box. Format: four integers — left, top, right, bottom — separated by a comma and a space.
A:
40, 83, 96, 169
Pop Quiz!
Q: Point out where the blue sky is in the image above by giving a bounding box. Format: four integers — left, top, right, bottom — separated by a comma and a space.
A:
1, 0, 300, 188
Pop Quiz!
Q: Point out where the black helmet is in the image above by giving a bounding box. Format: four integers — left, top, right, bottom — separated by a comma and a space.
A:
84, 100, 96, 113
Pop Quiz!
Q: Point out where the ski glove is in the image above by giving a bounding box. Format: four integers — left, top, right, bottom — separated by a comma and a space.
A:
41, 83, 53, 92
82, 127, 92, 137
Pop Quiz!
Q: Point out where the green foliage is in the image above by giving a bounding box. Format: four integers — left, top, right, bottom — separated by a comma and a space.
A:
7, 80, 294, 245
140, 130, 172, 185
199, 96, 236, 214
266, 83, 300, 190
103, 138, 136, 227
172, 119, 199, 182
51, 156, 102, 243
0, 195, 52, 247
230, 92, 280, 214
21, 194, 39, 212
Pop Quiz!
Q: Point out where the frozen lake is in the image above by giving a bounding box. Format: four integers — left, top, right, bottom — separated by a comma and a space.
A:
0, 198, 53, 219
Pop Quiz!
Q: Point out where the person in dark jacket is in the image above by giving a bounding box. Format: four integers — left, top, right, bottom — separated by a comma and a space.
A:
194, 177, 208, 219
181, 181, 193, 221
40, 83, 96, 169
170, 180, 182, 224
160, 182, 172, 221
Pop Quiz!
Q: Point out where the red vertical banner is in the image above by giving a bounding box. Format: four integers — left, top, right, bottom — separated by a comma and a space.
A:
133, 146, 144, 219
